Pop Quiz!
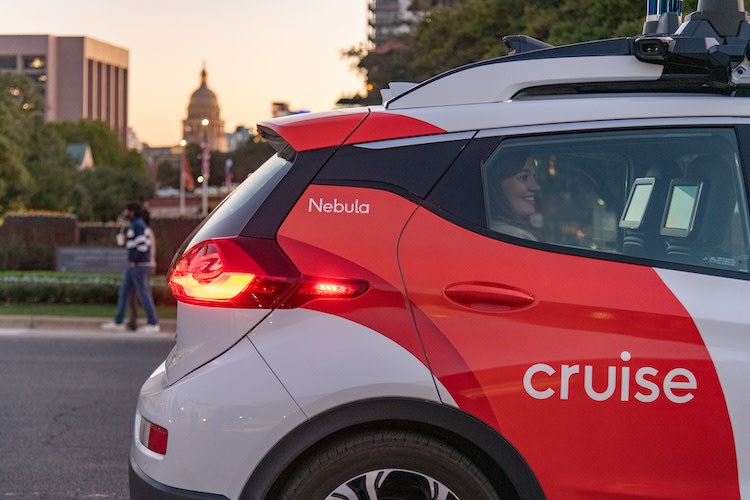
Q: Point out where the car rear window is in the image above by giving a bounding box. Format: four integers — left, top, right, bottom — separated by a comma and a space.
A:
179, 154, 292, 252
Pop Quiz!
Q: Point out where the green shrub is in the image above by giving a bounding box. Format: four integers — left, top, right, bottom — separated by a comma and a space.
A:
0, 272, 175, 306
0, 240, 56, 271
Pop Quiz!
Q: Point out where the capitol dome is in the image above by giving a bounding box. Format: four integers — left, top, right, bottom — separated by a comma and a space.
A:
188, 69, 218, 119
183, 66, 227, 152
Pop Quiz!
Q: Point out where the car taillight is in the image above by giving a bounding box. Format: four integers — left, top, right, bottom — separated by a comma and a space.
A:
169, 237, 368, 309
140, 417, 168, 455
282, 277, 369, 308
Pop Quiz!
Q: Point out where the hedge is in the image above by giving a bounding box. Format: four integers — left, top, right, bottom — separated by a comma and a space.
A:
0, 273, 176, 306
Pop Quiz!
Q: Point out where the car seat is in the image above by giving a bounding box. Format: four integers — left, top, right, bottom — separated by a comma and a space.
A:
664, 154, 738, 268
621, 161, 681, 259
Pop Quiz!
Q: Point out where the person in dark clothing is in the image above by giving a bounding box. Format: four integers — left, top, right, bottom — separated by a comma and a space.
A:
101, 202, 160, 333
126, 208, 156, 331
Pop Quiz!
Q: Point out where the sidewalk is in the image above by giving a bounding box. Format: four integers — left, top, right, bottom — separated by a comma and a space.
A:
0, 315, 176, 333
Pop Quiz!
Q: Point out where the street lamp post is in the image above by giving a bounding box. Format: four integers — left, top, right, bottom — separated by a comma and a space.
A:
201, 118, 210, 216
179, 139, 187, 215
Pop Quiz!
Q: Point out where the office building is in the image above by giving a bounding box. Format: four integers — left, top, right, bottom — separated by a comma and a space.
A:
367, 0, 413, 50
0, 35, 129, 146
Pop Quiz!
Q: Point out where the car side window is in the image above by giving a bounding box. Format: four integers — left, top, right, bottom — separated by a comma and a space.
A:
481, 128, 750, 273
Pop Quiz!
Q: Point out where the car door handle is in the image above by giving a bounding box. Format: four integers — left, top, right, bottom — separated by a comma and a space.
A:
443, 282, 535, 309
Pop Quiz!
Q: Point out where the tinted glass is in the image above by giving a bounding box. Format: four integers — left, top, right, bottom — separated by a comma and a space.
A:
435, 127, 750, 273
180, 154, 291, 252
495, 129, 749, 272
315, 137, 471, 199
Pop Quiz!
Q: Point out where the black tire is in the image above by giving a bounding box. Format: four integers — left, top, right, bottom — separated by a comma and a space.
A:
277, 430, 502, 500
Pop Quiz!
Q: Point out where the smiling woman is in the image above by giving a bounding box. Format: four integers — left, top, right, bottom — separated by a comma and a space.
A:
485, 149, 543, 241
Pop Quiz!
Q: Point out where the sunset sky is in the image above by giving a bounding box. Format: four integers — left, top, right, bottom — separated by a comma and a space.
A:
1, 1, 369, 146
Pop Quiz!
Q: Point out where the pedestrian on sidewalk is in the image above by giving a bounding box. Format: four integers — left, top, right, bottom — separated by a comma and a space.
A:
126, 208, 156, 331
101, 202, 160, 333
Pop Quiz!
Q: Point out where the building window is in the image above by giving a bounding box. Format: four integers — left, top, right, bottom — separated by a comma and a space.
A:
0, 55, 16, 70
22, 55, 46, 70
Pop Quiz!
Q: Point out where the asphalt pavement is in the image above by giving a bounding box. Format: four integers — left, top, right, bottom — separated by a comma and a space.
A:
0, 325, 175, 499
0, 314, 176, 333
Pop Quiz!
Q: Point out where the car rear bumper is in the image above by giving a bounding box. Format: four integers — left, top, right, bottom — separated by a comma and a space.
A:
131, 335, 306, 499
129, 454, 228, 500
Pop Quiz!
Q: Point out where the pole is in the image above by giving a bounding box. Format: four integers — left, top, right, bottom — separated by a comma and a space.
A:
201, 119, 210, 217
179, 140, 186, 215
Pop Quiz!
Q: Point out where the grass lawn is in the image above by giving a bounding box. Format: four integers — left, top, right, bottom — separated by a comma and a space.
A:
0, 303, 177, 319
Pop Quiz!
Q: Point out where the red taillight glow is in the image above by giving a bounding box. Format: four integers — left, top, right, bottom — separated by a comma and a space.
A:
139, 417, 168, 455
283, 277, 369, 308
169, 238, 369, 309
169, 238, 299, 308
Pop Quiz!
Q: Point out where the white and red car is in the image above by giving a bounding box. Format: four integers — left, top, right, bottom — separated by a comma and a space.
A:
130, 2, 750, 498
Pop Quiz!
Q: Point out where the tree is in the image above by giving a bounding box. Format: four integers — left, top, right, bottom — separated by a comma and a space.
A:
519, 0, 643, 46
409, 0, 527, 79
49, 120, 153, 221
0, 72, 45, 212
225, 137, 275, 181
24, 125, 77, 212
346, 0, 702, 101
156, 159, 179, 188
347, 0, 530, 100
52, 119, 142, 171
71, 167, 154, 222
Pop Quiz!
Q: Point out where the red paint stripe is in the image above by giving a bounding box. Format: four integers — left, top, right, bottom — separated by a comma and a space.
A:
258, 109, 369, 151
258, 110, 446, 152
277, 186, 428, 365
345, 111, 446, 144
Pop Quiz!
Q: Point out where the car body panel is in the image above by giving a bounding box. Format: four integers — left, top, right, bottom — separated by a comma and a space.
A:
387, 55, 664, 108
398, 206, 740, 498
257, 107, 369, 151
248, 308, 447, 417
165, 303, 269, 383
277, 184, 429, 367
656, 268, 750, 498
264, 96, 750, 155
133, 338, 305, 499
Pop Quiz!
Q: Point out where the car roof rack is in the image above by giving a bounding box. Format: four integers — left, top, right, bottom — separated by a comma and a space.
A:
380, 81, 418, 102
384, 0, 750, 110
503, 35, 554, 55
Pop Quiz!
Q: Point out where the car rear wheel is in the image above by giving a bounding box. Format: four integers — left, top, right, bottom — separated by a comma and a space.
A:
278, 430, 502, 500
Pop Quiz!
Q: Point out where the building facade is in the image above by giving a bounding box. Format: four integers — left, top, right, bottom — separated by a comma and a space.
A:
182, 67, 227, 153
367, 0, 413, 50
0, 35, 129, 146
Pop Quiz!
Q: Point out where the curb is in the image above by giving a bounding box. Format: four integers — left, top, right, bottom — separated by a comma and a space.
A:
0, 315, 176, 333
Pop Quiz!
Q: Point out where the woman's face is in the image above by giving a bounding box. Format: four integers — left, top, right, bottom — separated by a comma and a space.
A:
500, 157, 540, 217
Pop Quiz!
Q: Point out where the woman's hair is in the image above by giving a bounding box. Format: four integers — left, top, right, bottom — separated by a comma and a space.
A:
125, 202, 143, 218
141, 208, 151, 226
487, 149, 533, 220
